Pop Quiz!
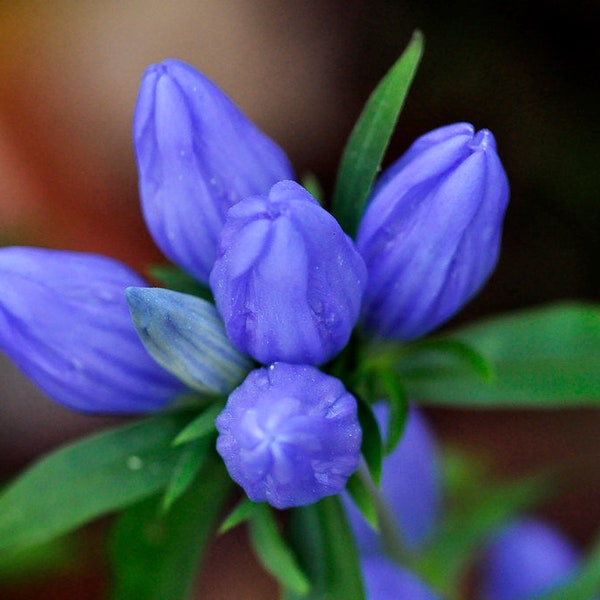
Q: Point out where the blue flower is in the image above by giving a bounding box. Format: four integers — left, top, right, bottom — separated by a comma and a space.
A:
210, 180, 367, 365
0, 247, 185, 413
357, 122, 509, 340
215, 362, 362, 508
344, 404, 441, 553
361, 556, 441, 600
479, 518, 581, 600
134, 59, 294, 284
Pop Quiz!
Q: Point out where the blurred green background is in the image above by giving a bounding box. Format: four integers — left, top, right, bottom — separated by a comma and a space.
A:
1, 1, 598, 598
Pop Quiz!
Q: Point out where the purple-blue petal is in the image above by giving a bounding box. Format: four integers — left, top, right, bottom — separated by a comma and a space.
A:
0, 247, 185, 413
357, 122, 509, 340
480, 518, 580, 600
215, 362, 362, 509
361, 556, 441, 600
345, 404, 441, 553
210, 180, 367, 365
133, 59, 294, 284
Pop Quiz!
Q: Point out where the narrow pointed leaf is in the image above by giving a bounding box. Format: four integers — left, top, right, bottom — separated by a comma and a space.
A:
0, 413, 192, 554
356, 396, 383, 484
108, 457, 232, 600
162, 438, 211, 511
247, 503, 310, 596
399, 302, 600, 406
218, 497, 257, 534
283, 495, 366, 600
331, 30, 424, 237
173, 403, 223, 446
345, 469, 379, 530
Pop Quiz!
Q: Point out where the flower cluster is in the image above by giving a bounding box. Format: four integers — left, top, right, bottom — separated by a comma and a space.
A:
0, 58, 508, 513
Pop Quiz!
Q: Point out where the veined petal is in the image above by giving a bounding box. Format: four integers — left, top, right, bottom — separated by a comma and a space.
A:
0, 247, 185, 413
215, 363, 361, 509
133, 59, 294, 283
126, 287, 252, 394
210, 180, 367, 365
357, 123, 509, 340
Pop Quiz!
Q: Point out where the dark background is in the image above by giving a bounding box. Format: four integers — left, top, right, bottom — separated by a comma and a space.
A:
1, 1, 598, 597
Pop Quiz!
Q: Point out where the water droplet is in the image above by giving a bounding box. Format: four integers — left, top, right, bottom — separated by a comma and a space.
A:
126, 455, 144, 470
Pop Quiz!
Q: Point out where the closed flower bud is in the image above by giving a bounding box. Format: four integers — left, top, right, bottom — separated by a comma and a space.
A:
126, 287, 252, 394
480, 518, 580, 600
215, 362, 361, 509
0, 247, 185, 413
210, 180, 367, 365
134, 59, 293, 284
345, 404, 441, 553
361, 556, 441, 600
357, 123, 509, 340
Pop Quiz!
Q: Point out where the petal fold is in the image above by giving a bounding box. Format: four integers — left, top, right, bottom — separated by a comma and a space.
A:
215, 362, 361, 508
210, 180, 367, 365
357, 122, 509, 340
133, 59, 294, 283
0, 247, 185, 413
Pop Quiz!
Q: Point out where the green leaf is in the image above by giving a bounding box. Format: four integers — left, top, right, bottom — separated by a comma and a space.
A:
247, 503, 310, 596
405, 337, 495, 382
379, 371, 410, 454
108, 457, 232, 600
331, 30, 424, 237
356, 396, 383, 484
535, 531, 600, 599
173, 402, 223, 446
218, 497, 257, 534
162, 438, 211, 511
345, 469, 379, 530
0, 413, 192, 555
147, 264, 213, 301
399, 302, 600, 406
283, 496, 366, 600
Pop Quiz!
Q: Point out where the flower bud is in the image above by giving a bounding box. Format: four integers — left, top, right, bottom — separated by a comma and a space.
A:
0, 247, 185, 413
480, 518, 580, 600
357, 123, 509, 340
126, 287, 252, 394
361, 556, 441, 600
134, 59, 293, 284
210, 180, 367, 365
215, 362, 361, 508
345, 404, 441, 553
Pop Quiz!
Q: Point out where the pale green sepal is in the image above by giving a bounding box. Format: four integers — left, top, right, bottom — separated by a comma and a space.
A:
126, 287, 252, 394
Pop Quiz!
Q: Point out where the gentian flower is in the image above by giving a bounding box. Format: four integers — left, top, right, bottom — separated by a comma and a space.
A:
134, 59, 294, 284
479, 518, 580, 600
361, 556, 441, 600
345, 403, 441, 553
357, 122, 509, 340
210, 180, 367, 365
0, 247, 185, 413
215, 362, 362, 508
